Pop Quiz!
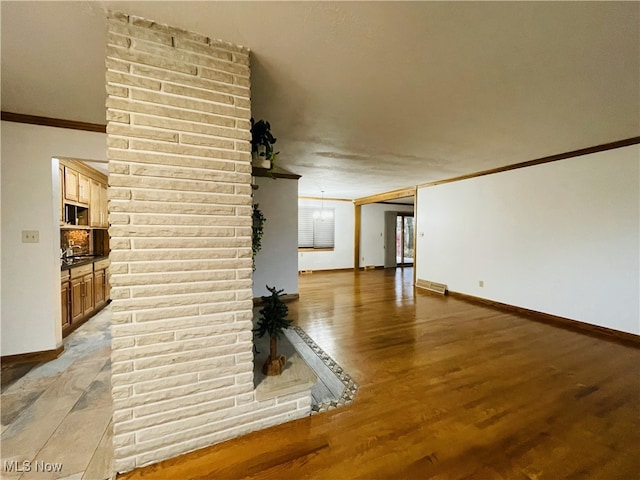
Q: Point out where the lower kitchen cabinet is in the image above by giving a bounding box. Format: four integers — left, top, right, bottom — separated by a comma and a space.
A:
62, 259, 109, 337
82, 272, 94, 316
61, 271, 71, 332
94, 266, 107, 309
70, 278, 82, 324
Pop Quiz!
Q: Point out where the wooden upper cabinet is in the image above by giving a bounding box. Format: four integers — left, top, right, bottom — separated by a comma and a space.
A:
90, 179, 101, 227
64, 166, 90, 206
64, 167, 79, 202
63, 161, 106, 214
100, 183, 108, 227
78, 174, 91, 205
90, 179, 108, 228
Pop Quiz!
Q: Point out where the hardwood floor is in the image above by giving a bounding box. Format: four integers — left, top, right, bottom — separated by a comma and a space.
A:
120, 268, 640, 479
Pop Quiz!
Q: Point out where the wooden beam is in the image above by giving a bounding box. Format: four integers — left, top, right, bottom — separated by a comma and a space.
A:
354, 187, 416, 206
1, 111, 107, 133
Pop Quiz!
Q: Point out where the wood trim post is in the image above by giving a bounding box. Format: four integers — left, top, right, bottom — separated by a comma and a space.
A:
354, 203, 361, 270
412, 187, 418, 286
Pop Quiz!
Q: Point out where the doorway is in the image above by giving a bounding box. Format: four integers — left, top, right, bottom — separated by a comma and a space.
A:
396, 214, 414, 266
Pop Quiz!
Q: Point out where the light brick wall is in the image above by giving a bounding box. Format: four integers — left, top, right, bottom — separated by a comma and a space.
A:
106, 12, 310, 473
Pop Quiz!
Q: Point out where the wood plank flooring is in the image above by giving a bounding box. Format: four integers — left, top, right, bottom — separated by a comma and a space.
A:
120, 268, 640, 479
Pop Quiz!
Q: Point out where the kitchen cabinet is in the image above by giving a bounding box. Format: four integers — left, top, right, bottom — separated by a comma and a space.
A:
90, 179, 101, 227
62, 259, 110, 338
70, 276, 84, 324
94, 268, 106, 309
94, 258, 110, 309
105, 267, 111, 300
90, 179, 108, 227
61, 270, 71, 331
70, 264, 94, 325
78, 174, 91, 205
63, 166, 90, 206
83, 272, 94, 316
60, 160, 107, 226
100, 183, 108, 227
64, 167, 79, 202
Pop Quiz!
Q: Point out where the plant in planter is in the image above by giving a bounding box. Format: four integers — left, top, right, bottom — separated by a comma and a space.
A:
250, 118, 279, 169
253, 285, 292, 376
252, 204, 266, 271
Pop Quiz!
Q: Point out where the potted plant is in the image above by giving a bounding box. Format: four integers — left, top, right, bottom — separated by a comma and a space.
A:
250, 118, 278, 169
253, 285, 292, 376
252, 204, 266, 271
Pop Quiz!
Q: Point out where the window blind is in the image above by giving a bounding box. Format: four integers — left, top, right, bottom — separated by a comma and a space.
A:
298, 207, 335, 248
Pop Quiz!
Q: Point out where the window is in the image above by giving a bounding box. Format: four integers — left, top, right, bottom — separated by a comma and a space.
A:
298, 207, 335, 249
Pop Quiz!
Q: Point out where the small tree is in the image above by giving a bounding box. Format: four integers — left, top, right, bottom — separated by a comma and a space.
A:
254, 285, 292, 376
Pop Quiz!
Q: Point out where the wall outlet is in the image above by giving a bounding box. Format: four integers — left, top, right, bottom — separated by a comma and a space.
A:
479, 280, 484, 287
22, 230, 40, 243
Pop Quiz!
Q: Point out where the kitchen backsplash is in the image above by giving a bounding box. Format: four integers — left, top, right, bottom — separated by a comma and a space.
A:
61, 229, 91, 254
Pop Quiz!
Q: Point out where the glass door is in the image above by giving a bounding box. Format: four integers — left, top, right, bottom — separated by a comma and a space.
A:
396, 214, 414, 266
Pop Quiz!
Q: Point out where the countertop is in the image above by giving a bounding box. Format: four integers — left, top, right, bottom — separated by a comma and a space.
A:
60, 255, 109, 270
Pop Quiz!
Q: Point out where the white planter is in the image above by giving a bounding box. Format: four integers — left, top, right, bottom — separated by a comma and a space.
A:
252, 149, 271, 169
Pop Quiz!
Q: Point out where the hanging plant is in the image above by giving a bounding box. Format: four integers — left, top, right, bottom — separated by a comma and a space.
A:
252, 204, 266, 270
250, 118, 279, 169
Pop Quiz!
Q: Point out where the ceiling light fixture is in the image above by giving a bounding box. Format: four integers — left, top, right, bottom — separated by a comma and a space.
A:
313, 190, 333, 221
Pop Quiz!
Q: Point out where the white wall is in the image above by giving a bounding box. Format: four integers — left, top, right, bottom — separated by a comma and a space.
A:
416, 145, 640, 335
360, 203, 414, 267
252, 176, 299, 298
298, 199, 354, 271
1, 121, 107, 356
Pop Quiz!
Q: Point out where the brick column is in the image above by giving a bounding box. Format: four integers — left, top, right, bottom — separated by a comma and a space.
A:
106, 12, 309, 472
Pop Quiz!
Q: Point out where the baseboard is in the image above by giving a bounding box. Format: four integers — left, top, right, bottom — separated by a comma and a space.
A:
448, 290, 640, 348
1, 345, 65, 365
253, 293, 300, 306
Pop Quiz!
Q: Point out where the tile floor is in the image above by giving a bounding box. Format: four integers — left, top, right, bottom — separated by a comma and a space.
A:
285, 326, 358, 412
1, 307, 114, 480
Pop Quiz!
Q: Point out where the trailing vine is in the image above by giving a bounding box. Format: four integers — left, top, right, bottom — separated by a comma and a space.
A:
252, 204, 266, 270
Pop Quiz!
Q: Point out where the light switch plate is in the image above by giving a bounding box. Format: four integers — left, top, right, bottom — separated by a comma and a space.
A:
22, 230, 39, 243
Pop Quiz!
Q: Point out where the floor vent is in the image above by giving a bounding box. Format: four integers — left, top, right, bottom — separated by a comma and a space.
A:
299, 270, 313, 275
416, 278, 448, 295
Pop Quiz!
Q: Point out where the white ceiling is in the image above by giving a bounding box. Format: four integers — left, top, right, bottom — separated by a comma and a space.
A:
2, 1, 638, 199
